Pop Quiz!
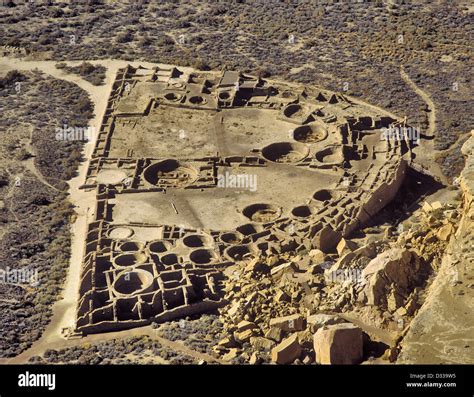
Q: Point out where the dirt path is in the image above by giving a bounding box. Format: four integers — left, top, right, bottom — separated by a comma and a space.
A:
400, 66, 436, 137
0, 58, 118, 362
398, 65, 452, 185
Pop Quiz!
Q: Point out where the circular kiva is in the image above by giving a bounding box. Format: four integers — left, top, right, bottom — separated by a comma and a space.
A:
118, 241, 145, 252
291, 205, 313, 218
292, 123, 328, 143
108, 227, 135, 239
219, 231, 243, 245
313, 189, 337, 202
224, 244, 257, 261
218, 91, 231, 100
242, 203, 282, 223
189, 95, 207, 105
315, 145, 344, 164
189, 249, 218, 265
113, 252, 148, 268
261, 142, 309, 163
163, 92, 183, 102
96, 169, 129, 185
282, 103, 302, 119
182, 234, 213, 248
160, 253, 181, 266
113, 269, 154, 296
236, 223, 264, 236
143, 159, 199, 187
148, 240, 172, 254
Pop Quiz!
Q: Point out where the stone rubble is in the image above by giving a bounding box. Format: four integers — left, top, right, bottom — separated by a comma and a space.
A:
215, 200, 460, 364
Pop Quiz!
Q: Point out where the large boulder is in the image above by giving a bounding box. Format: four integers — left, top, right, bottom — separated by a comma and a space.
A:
313, 323, 363, 364
271, 334, 302, 364
361, 248, 422, 308
307, 313, 347, 333
269, 314, 305, 332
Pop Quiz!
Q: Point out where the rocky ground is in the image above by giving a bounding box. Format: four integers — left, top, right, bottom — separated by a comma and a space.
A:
32, 186, 466, 365
28, 336, 196, 365
398, 132, 474, 364
210, 196, 462, 364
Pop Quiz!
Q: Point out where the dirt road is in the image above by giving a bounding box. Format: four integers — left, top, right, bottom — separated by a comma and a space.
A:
400, 66, 436, 137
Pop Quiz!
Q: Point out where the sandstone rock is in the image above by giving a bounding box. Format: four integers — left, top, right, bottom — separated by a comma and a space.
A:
234, 328, 256, 343
275, 290, 290, 303
302, 354, 314, 365
296, 256, 311, 271
222, 348, 239, 361
227, 301, 240, 318
249, 352, 262, 365
404, 296, 419, 315
387, 288, 404, 312
423, 232, 437, 244
362, 248, 421, 307
269, 314, 305, 332
309, 249, 326, 263
217, 336, 237, 348
306, 313, 347, 333
395, 306, 407, 317
382, 346, 399, 363
237, 320, 257, 332
436, 223, 454, 241
270, 262, 296, 278
422, 201, 433, 213
336, 238, 358, 257
250, 336, 276, 351
313, 323, 363, 365
265, 326, 284, 342
266, 255, 280, 267
311, 225, 342, 253
271, 334, 302, 364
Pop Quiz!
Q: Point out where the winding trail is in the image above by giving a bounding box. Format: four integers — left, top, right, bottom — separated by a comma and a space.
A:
0, 58, 117, 364
399, 65, 451, 185
400, 66, 436, 137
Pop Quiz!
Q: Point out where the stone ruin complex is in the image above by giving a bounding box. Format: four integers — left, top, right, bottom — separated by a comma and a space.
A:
74, 65, 417, 334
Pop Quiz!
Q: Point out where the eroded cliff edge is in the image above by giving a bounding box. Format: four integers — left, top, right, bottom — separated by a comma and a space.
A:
398, 131, 474, 364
